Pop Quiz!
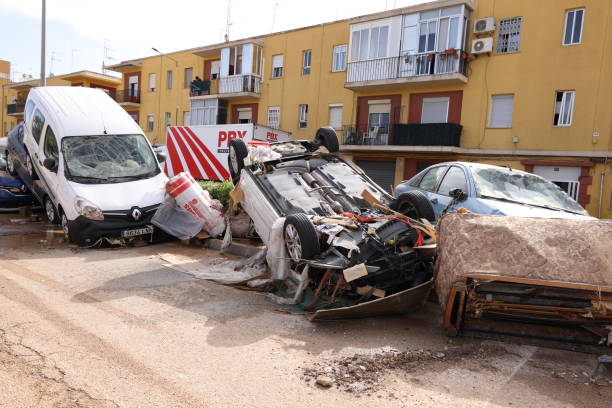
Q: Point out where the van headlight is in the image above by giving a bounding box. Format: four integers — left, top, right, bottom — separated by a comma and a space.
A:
74, 196, 104, 221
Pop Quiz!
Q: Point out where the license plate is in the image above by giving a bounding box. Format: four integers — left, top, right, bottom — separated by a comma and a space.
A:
121, 225, 154, 238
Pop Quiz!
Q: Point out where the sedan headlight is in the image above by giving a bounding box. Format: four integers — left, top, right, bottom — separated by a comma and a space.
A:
74, 196, 104, 221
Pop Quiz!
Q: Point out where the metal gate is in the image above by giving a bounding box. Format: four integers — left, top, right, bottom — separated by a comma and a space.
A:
356, 160, 396, 193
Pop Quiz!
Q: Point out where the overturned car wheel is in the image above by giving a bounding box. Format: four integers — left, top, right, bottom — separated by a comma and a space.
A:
283, 213, 320, 261
315, 127, 339, 153
228, 138, 248, 184
391, 191, 436, 222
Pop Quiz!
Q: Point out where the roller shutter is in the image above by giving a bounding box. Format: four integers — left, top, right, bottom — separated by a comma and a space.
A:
356, 160, 396, 192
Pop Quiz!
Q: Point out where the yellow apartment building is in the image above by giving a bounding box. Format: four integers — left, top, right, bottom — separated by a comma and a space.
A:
4, 0, 609, 219
1, 70, 121, 136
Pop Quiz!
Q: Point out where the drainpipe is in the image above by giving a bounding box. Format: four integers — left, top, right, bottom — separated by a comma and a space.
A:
598, 169, 605, 218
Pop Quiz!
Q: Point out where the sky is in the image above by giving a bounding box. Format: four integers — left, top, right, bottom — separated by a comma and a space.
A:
0, 0, 422, 80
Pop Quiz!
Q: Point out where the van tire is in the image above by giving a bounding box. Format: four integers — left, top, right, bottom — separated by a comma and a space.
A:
315, 127, 339, 153
391, 191, 436, 222
228, 139, 248, 184
60, 212, 72, 243
283, 213, 320, 261
44, 197, 59, 224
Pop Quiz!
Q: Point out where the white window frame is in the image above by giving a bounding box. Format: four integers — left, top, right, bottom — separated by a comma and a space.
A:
148, 73, 156, 91
147, 114, 154, 131
350, 25, 389, 62
302, 50, 312, 75
272, 55, 284, 78
183, 111, 191, 126
332, 45, 347, 72
299, 104, 308, 128
496, 17, 523, 54
554, 91, 575, 127
184, 67, 193, 88
267, 106, 280, 129
488, 94, 515, 128
562, 8, 585, 46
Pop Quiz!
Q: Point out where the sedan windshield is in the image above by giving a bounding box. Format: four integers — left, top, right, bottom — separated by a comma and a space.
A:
62, 134, 159, 182
471, 167, 586, 214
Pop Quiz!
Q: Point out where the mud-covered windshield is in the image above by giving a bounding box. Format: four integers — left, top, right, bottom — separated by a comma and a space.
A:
62, 134, 160, 183
471, 167, 586, 214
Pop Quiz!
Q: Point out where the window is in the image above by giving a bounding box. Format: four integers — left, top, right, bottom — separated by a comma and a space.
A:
267, 107, 280, 129
228, 45, 243, 76
489, 94, 515, 128
328, 105, 343, 130
421, 97, 449, 123
496, 17, 523, 53
211, 61, 220, 79
147, 114, 154, 132
350, 26, 389, 61
128, 112, 139, 123
165, 112, 171, 127
184, 67, 193, 88
149, 73, 156, 91
167, 70, 173, 89
31, 109, 45, 143
437, 166, 467, 196
272, 55, 284, 78
183, 111, 191, 126
563, 9, 584, 45
332, 45, 347, 72
418, 166, 447, 192
302, 50, 312, 75
43, 125, 59, 162
25, 100, 35, 123
299, 104, 308, 128
553, 91, 575, 126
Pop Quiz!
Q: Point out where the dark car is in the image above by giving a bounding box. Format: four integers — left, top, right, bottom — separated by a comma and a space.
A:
1, 128, 36, 210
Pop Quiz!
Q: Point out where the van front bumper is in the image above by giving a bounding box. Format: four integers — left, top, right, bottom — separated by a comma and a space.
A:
67, 205, 164, 246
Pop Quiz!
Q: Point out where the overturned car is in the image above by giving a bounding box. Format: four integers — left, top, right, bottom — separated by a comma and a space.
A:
228, 127, 437, 318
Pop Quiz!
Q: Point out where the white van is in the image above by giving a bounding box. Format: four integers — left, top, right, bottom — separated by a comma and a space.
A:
22, 87, 167, 246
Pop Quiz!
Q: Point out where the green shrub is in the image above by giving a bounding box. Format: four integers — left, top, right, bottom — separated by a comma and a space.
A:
198, 180, 233, 209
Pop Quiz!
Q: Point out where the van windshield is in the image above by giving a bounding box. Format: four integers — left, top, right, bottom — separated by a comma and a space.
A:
62, 134, 160, 183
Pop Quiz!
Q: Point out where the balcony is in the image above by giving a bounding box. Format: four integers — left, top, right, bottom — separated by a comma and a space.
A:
345, 51, 468, 90
112, 89, 140, 106
190, 74, 261, 100
341, 123, 462, 148
6, 102, 25, 116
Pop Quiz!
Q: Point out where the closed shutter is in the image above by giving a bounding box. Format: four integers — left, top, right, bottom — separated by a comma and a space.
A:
421, 97, 449, 123
356, 160, 396, 192
329, 106, 342, 129
489, 94, 514, 127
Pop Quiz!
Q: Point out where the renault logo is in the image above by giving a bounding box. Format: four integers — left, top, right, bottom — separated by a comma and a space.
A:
131, 208, 142, 221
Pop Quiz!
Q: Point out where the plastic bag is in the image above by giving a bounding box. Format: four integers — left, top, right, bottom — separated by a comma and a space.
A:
152, 195, 205, 240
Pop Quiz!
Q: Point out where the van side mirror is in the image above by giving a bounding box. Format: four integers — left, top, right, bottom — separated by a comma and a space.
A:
43, 157, 57, 171
449, 188, 467, 201
156, 151, 166, 163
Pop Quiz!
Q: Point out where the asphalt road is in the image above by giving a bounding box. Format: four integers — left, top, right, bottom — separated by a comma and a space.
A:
0, 213, 610, 407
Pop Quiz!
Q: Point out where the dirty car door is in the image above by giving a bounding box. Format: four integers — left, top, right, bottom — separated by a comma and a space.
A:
434, 165, 472, 213
37, 124, 61, 201
415, 165, 447, 216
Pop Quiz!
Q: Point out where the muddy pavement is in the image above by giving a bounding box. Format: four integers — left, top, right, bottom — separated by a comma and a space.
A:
0, 213, 610, 407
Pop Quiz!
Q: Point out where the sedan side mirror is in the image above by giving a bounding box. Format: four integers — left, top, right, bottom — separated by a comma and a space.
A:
43, 157, 57, 171
156, 151, 166, 163
449, 188, 467, 201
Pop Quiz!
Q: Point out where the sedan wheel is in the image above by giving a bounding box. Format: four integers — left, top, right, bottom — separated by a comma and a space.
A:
283, 213, 320, 261
284, 224, 303, 260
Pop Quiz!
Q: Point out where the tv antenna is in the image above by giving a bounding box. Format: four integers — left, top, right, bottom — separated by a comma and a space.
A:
224, 0, 232, 42
102, 39, 116, 74
49, 51, 61, 76
271, 2, 279, 32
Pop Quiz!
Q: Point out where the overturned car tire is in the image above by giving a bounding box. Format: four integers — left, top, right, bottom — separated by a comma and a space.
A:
315, 127, 340, 153
228, 138, 248, 184
283, 213, 320, 261
391, 190, 436, 222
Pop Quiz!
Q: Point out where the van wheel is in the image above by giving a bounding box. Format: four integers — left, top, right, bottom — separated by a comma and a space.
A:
5, 151, 17, 176
26, 153, 38, 180
44, 197, 59, 224
60, 213, 72, 243
315, 127, 339, 153
283, 213, 320, 261
391, 191, 436, 222
228, 139, 248, 184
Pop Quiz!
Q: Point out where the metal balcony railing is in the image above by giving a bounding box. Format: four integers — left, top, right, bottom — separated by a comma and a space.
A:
112, 89, 140, 104
346, 50, 468, 84
341, 125, 392, 146
6, 102, 25, 115
190, 74, 261, 97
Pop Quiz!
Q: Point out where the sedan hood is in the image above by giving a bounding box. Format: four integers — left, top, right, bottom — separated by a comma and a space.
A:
480, 198, 594, 220
67, 173, 167, 211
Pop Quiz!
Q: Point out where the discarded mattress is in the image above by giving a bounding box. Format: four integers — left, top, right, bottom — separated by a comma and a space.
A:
435, 213, 612, 347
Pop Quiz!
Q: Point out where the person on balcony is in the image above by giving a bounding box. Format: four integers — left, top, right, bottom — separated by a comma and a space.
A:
190, 77, 210, 96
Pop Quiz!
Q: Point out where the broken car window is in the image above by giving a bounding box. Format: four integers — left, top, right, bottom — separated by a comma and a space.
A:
471, 167, 586, 214
418, 166, 447, 192
62, 134, 160, 183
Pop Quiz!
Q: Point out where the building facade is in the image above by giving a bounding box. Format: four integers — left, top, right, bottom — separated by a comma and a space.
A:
1, 70, 121, 136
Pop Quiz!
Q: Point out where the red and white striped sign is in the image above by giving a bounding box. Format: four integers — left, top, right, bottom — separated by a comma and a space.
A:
162, 124, 290, 181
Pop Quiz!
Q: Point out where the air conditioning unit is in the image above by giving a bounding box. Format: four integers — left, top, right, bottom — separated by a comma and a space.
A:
472, 37, 493, 54
474, 17, 495, 34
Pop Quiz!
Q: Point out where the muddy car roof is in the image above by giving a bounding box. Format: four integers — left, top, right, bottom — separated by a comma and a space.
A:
28, 87, 143, 138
